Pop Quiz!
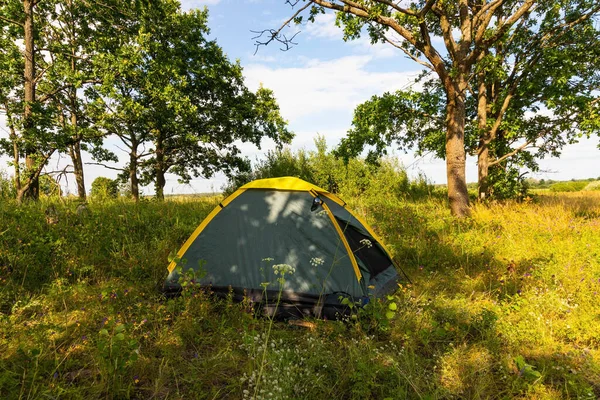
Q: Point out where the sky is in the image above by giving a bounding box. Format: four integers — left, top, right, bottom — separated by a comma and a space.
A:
1, 0, 599, 195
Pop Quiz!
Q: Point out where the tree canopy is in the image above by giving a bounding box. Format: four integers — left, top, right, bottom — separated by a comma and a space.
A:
0, 0, 291, 201
263, 0, 600, 215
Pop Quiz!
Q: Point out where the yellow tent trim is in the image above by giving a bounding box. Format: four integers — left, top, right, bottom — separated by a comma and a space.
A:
321, 201, 362, 283
241, 176, 328, 193
167, 188, 246, 273
221, 188, 245, 207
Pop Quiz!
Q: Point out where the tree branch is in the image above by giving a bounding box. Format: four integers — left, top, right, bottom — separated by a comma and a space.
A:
251, 1, 311, 54
488, 140, 534, 167
0, 15, 23, 27
85, 162, 125, 172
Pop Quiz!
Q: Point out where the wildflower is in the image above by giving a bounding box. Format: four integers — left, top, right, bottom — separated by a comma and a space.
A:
359, 238, 373, 248
262, 257, 274, 262
134, 375, 140, 384
273, 264, 295, 276
310, 257, 324, 267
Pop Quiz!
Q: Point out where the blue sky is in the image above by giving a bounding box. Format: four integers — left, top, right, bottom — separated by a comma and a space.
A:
1, 0, 598, 195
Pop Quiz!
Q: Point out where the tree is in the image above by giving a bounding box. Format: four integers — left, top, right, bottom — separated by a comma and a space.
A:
262, 0, 600, 215
40, 0, 140, 200
0, 0, 59, 203
341, 5, 600, 200
90, 4, 292, 200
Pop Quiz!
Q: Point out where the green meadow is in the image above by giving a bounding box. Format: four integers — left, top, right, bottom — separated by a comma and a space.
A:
0, 191, 599, 399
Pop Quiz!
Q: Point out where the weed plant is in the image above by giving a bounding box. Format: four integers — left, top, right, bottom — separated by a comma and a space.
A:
0, 188, 599, 398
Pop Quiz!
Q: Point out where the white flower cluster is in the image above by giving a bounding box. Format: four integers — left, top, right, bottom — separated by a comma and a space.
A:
240, 334, 324, 399
359, 238, 373, 248
272, 264, 296, 276
310, 257, 325, 267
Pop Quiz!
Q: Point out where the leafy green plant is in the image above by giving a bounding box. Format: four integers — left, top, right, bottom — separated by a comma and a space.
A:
96, 319, 139, 391
90, 177, 119, 200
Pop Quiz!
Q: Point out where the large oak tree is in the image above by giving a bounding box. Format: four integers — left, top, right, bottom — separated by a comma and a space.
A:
264, 0, 599, 216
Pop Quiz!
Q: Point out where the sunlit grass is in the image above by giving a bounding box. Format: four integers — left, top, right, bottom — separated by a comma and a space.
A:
0, 191, 599, 398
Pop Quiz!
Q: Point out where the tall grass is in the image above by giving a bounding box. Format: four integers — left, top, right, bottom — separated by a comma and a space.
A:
0, 191, 599, 399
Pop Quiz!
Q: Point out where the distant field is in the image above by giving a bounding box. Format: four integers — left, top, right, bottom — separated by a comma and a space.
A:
0, 192, 598, 399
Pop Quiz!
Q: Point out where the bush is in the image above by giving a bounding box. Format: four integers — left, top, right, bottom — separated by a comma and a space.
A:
91, 177, 119, 200
549, 181, 588, 192
583, 180, 600, 191
0, 170, 15, 200
223, 136, 433, 200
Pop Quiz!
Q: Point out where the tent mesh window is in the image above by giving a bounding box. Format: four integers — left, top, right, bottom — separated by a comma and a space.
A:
335, 218, 391, 277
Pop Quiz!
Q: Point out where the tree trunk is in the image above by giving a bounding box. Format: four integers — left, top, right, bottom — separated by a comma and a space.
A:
155, 168, 165, 201
23, 0, 38, 200
444, 84, 470, 217
154, 134, 166, 201
476, 61, 490, 201
69, 140, 86, 200
129, 141, 139, 202
69, 43, 86, 200
68, 107, 86, 200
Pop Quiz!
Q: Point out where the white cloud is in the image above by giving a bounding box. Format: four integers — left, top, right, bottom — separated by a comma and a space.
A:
244, 55, 421, 122
303, 13, 343, 41
303, 13, 414, 60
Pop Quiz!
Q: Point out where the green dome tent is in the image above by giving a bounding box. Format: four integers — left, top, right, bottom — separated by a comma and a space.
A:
164, 177, 402, 318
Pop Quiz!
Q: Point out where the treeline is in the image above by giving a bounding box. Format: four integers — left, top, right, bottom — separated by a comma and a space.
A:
0, 0, 291, 203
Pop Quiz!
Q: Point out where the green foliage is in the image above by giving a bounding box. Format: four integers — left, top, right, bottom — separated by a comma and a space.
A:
38, 175, 62, 198
1, 188, 600, 398
302, 1, 600, 202
90, 177, 119, 200
486, 167, 529, 200
549, 180, 589, 192
0, 171, 15, 200
88, 4, 291, 199
224, 136, 433, 201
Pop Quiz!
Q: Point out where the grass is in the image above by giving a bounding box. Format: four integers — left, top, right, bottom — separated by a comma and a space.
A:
0, 191, 599, 399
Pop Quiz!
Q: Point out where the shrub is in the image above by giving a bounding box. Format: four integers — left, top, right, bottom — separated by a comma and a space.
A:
224, 136, 433, 200
91, 177, 119, 200
0, 170, 15, 200
549, 181, 588, 192
583, 180, 600, 191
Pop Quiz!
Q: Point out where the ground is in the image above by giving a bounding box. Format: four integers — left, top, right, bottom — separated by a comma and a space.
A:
0, 191, 598, 399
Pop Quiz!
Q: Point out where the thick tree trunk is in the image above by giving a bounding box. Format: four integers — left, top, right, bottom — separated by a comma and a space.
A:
476, 64, 490, 201
23, 0, 38, 200
155, 168, 165, 201
69, 140, 86, 200
444, 85, 470, 217
129, 142, 139, 202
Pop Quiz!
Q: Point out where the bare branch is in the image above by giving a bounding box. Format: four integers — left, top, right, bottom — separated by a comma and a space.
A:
86, 162, 125, 172
367, 22, 434, 70
251, 0, 311, 54
371, 0, 417, 16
